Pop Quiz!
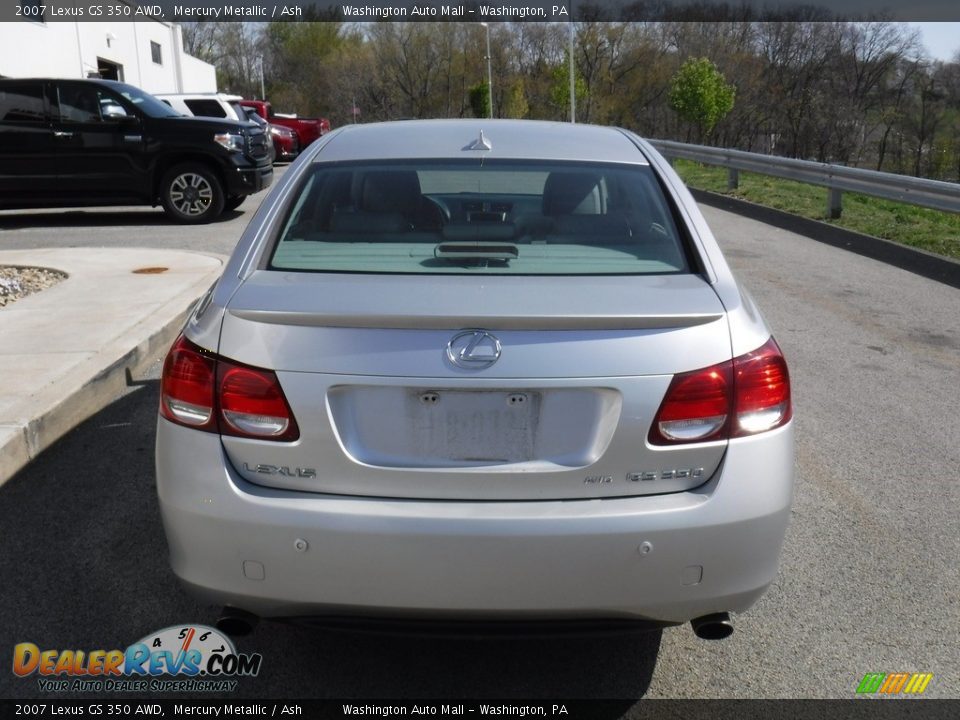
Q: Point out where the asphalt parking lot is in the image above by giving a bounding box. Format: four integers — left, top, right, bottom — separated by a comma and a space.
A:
0, 182, 957, 701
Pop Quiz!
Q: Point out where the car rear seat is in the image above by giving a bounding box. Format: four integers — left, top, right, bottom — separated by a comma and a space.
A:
329, 170, 445, 239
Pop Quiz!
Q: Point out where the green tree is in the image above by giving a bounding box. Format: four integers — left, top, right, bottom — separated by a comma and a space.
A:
469, 82, 490, 118
262, 21, 346, 116
669, 57, 736, 141
550, 51, 588, 121
502, 78, 529, 120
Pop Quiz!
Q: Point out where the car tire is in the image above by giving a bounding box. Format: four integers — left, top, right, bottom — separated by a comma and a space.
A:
223, 195, 247, 212
160, 164, 225, 223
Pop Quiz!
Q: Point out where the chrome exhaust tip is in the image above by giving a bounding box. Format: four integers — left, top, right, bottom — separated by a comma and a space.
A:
215, 607, 259, 637
690, 612, 733, 640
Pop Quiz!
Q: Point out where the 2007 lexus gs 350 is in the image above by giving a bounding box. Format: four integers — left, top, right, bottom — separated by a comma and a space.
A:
156, 120, 793, 641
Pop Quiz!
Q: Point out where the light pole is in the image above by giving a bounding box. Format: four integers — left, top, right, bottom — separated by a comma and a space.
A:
479, 22, 493, 119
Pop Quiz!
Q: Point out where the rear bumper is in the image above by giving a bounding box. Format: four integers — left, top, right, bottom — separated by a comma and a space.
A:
156, 420, 793, 624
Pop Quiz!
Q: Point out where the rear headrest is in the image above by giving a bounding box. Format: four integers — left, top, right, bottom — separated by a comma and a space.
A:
360, 171, 422, 214
542, 172, 603, 215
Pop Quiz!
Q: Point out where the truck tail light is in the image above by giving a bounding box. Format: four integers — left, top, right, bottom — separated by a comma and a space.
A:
160, 335, 299, 442
650, 337, 791, 445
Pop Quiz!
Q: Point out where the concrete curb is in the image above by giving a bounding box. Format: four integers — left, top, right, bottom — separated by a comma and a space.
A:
690, 188, 960, 291
0, 249, 226, 486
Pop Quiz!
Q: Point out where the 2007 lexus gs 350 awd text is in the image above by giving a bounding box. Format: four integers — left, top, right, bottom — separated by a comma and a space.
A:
155, 119, 793, 641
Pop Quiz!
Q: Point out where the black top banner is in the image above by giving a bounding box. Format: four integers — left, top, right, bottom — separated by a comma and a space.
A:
7, 0, 960, 23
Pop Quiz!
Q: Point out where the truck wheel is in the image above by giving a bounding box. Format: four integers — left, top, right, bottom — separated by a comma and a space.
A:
161, 164, 225, 223
223, 195, 247, 212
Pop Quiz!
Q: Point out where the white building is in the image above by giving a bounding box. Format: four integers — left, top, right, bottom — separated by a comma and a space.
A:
0, 19, 216, 94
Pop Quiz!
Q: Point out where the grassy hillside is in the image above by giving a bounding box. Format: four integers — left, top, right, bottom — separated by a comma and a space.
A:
673, 160, 960, 261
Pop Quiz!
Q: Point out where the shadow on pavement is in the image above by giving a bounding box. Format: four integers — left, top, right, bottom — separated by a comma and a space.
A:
0, 380, 661, 702
0, 209, 243, 230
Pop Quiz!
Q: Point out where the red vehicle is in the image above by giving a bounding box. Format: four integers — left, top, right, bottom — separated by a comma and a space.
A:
240, 108, 300, 163
240, 100, 330, 148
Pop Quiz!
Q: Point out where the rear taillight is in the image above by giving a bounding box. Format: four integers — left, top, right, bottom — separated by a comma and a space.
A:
218, 361, 299, 441
731, 337, 791, 436
651, 361, 733, 443
649, 337, 791, 445
159, 335, 299, 442
160, 335, 216, 430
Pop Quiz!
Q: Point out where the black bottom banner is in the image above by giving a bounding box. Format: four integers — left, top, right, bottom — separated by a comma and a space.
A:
1, 700, 958, 720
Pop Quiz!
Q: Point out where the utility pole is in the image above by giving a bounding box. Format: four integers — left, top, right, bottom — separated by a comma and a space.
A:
569, 20, 575, 123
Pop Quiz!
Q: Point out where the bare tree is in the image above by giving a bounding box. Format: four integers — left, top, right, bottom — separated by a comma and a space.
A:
174, 20, 958, 181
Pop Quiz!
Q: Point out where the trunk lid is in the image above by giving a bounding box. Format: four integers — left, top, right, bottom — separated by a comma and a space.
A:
216, 272, 731, 500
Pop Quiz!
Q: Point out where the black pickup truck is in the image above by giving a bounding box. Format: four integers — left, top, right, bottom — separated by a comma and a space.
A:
0, 78, 272, 223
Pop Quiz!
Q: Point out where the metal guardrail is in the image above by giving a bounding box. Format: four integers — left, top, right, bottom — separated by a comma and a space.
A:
648, 139, 960, 218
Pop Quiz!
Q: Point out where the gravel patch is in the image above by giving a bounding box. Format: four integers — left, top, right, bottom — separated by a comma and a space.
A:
0, 266, 67, 308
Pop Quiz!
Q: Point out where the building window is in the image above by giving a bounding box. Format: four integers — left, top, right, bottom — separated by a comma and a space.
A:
97, 58, 123, 82
151, 41, 162, 65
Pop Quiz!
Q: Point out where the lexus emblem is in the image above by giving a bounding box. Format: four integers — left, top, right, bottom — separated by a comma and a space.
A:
446, 330, 502, 369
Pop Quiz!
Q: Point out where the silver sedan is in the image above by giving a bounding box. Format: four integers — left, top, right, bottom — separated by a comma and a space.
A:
155, 119, 793, 640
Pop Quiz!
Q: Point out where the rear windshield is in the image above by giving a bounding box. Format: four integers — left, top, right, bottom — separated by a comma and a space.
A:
269, 161, 690, 275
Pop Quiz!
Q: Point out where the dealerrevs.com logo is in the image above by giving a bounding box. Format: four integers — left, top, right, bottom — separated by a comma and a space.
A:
13, 625, 262, 693
856, 672, 934, 696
